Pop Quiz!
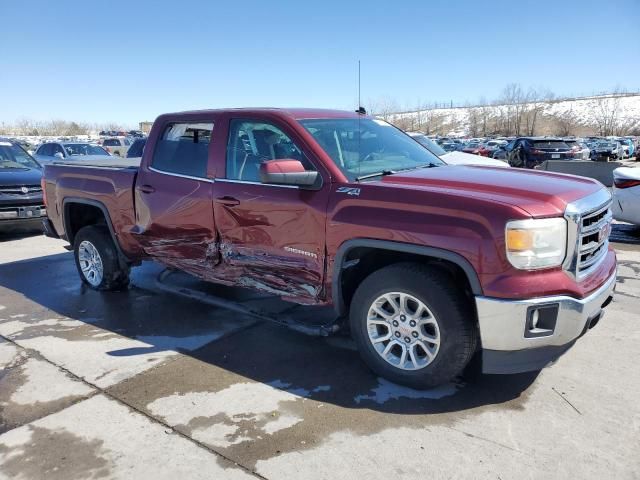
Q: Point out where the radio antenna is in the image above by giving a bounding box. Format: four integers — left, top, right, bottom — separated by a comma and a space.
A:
355, 60, 366, 115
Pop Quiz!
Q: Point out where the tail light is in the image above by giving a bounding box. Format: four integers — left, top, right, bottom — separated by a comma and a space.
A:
614, 178, 640, 189
41, 176, 47, 207
105, 146, 111, 153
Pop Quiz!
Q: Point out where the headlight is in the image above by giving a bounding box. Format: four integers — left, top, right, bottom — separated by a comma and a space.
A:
505, 218, 567, 270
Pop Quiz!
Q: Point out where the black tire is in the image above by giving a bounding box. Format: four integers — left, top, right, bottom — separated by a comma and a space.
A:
350, 262, 478, 389
73, 225, 130, 291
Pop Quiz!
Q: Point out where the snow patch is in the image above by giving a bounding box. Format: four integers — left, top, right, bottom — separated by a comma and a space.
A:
147, 380, 310, 448
354, 378, 457, 404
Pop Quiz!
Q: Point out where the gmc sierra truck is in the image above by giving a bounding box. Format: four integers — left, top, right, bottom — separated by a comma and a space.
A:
41, 108, 616, 388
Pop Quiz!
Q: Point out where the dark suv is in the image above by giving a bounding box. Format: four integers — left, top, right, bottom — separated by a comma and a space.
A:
0, 139, 45, 232
506, 137, 572, 168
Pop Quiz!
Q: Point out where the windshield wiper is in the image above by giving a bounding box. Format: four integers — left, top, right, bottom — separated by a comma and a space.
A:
355, 169, 396, 181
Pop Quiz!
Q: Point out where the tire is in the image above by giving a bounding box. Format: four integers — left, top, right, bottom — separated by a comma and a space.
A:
73, 225, 130, 291
349, 262, 478, 389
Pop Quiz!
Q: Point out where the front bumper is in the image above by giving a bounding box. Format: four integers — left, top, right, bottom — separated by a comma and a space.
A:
476, 270, 616, 374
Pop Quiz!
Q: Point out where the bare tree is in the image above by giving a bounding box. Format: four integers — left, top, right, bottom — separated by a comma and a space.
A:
589, 92, 622, 136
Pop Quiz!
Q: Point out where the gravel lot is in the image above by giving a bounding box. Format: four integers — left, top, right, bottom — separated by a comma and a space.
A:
1, 230, 639, 480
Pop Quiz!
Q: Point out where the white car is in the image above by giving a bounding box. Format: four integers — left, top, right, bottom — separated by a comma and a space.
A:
612, 167, 640, 225
101, 137, 132, 157
407, 132, 508, 167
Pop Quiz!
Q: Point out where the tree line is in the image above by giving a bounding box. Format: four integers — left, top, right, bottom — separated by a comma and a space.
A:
0, 119, 133, 137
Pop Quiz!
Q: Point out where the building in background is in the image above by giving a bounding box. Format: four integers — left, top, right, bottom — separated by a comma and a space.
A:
139, 121, 153, 134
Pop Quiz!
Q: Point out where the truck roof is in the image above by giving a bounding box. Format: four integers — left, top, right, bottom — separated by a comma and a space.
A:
163, 108, 364, 120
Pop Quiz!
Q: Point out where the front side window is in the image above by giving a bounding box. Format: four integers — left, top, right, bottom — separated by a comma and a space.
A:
52, 144, 65, 156
151, 122, 213, 178
226, 120, 313, 182
299, 118, 443, 181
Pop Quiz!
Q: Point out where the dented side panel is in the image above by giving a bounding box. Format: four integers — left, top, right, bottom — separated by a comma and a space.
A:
132, 168, 218, 273
212, 181, 330, 303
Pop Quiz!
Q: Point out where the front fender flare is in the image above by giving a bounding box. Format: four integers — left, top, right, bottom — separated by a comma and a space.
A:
332, 238, 483, 316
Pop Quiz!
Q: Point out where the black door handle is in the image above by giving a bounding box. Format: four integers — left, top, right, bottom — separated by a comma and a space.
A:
216, 196, 240, 207
139, 184, 155, 194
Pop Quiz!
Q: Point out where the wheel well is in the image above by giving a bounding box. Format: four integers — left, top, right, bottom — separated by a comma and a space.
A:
65, 203, 108, 244
338, 247, 476, 314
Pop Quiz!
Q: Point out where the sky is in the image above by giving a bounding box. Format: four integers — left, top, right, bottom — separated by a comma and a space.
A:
1, 0, 639, 126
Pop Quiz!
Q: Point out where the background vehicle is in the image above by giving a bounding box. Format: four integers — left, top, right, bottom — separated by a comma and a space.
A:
101, 137, 131, 156
617, 138, 635, 159
34, 142, 111, 164
612, 167, 640, 225
126, 138, 146, 158
462, 141, 482, 154
0, 139, 45, 232
563, 139, 591, 160
42, 108, 615, 388
476, 140, 506, 157
507, 137, 572, 168
407, 132, 508, 167
593, 141, 624, 161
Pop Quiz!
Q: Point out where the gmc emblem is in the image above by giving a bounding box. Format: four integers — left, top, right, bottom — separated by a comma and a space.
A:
598, 224, 610, 243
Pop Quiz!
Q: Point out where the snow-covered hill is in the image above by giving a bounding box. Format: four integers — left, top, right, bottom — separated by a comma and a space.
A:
389, 93, 640, 137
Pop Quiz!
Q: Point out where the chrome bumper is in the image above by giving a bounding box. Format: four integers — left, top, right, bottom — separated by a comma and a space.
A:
475, 270, 616, 372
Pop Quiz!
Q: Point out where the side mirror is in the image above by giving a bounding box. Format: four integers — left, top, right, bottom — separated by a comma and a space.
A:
259, 159, 319, 187
54, 152, 64, 159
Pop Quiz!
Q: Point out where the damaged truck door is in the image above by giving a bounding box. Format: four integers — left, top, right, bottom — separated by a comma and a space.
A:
133, 121, 219, 274
212, 117, 329, 302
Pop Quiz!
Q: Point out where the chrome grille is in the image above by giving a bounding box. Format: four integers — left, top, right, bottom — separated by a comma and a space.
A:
0, 185, 42, 195
576, 201, 612, 277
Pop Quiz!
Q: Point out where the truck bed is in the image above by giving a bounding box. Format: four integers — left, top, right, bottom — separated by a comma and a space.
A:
43, 162, 141, 258
50, 156, 140, 169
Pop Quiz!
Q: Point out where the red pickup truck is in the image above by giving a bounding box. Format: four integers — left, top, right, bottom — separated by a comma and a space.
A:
41, 108, 616, 388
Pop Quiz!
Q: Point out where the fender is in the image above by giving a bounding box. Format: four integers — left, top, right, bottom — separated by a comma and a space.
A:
62, 197, 131, 263
332, 238, 483, 316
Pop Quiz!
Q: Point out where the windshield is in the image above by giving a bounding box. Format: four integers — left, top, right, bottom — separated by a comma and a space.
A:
0, 141, 41, 169
411, 135, 446, 156
299, 118, 444, 180
64, 144, 109, 156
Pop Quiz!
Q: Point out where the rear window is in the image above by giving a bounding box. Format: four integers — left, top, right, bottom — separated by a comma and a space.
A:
127, 138, 146, 158
151, 122, 213, 178
103, 138, 121, 146
532, 141, 569, 149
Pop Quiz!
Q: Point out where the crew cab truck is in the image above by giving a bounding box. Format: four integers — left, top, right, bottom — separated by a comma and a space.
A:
41, 109, 617, 388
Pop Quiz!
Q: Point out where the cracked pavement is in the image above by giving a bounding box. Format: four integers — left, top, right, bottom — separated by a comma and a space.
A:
1, 231, 639, 479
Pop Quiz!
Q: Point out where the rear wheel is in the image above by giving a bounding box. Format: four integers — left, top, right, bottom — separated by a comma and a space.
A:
349, 263, 478, 389
73, 225, 129, 291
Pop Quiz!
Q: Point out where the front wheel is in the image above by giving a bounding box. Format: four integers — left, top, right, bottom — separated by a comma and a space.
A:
349, 263, 478, 389
73, 225, 130, 290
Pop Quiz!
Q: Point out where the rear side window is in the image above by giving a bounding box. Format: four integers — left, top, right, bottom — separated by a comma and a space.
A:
151, 122, 213, 178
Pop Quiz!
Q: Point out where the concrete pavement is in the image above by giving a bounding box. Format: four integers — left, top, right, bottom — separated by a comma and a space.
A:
1, 230, 639, 479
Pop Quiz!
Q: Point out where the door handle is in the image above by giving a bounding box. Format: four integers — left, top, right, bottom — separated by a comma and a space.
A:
216, 196, 240, 207
139, 184, 155, 194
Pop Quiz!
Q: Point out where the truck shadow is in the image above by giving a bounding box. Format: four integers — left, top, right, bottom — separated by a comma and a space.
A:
0, 252, 539, 416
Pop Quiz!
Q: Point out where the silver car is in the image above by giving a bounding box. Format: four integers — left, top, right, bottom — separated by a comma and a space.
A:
34, 142, 112, 165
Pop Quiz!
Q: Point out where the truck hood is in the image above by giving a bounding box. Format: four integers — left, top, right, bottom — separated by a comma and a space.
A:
379, 165, 603, 217
0, 167, 43, 187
